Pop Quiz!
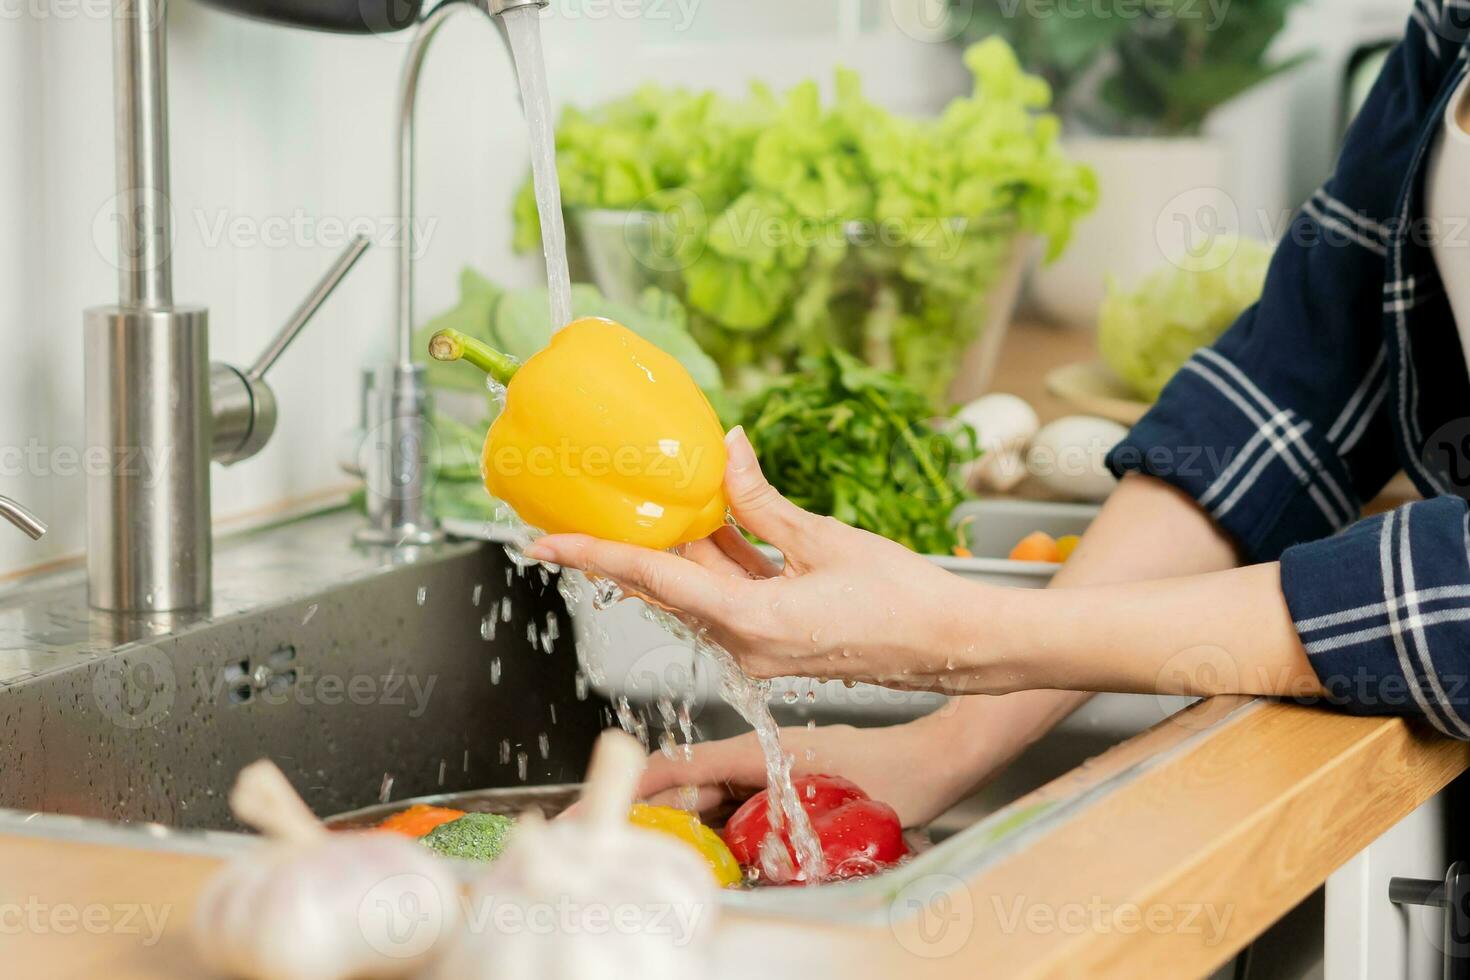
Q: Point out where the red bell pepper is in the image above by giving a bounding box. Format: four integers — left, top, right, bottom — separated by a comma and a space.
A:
721, 774, 908, 884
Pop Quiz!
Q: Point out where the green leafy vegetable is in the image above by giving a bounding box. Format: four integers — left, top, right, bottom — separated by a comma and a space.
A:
515, 39, 1096, 405
420, 813, 516, 862
740, 349, 978, 554
1097, 236, 1273, 400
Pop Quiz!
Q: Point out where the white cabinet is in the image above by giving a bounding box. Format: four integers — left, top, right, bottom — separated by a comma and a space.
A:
1326, 794, 1448, 980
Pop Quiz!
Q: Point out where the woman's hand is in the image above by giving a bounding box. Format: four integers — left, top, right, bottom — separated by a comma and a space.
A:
524, 427, 996, 692
638, 717, 977, 828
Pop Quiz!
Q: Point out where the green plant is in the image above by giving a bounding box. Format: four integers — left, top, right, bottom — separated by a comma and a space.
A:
951, 0, 1311, 135
514, 39, 1096, 405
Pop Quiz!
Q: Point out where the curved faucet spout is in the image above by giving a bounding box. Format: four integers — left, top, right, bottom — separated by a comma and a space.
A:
395, 0, 549, 368
358, 0, 546, 548
0, 496, 46, 540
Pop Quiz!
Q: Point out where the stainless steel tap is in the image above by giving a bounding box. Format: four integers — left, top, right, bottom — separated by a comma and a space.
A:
85, 0, 372, 612
353, 0, 548, 547
0, 496, 46, 541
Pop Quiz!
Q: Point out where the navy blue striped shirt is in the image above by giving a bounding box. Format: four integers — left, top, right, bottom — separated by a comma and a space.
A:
1108, 2, 1470, 736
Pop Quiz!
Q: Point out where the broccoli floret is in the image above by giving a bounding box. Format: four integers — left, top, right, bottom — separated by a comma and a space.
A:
419, 812, 516, 862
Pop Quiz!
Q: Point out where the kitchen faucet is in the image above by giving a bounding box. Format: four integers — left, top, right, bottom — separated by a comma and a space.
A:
0, 496, 46, 541
86, 0, 543, 612
354, 0, 548, 546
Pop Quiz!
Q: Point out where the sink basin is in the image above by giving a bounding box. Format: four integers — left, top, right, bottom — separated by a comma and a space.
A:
0, 510, 608, 829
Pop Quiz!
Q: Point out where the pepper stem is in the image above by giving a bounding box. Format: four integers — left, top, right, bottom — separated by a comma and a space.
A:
427, 328, 521, 384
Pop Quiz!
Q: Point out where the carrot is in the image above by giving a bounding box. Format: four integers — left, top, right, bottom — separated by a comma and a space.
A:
377, 803, 467, 838
1009, 531, 1061, 563
953, 515, 976, 558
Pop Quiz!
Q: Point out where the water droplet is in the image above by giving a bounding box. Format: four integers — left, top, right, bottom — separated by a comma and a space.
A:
516, 752, 529, 781
480, 615, 497, 641
416, 586, 428, 606
591, 579, 623, 610
301, 603, 318, 626
490, 658, 502, 685
471, 584, 482, 606
537, 733, 550, 759
498, 739, 511, 765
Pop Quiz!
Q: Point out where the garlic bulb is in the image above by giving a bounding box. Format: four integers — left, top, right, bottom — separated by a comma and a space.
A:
433, 817, 716, 980
954, 394, 1040, 493
194, 834, 461, 980
192, 759, 460, 980
1026, 415, 1129, 501
432, 730, 718, 980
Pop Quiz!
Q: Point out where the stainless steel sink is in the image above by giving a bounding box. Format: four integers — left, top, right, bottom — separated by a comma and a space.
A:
0, 509, 607, 829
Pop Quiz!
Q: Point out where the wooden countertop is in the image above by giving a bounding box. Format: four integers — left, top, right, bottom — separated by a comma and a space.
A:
5, 698, 1466, 979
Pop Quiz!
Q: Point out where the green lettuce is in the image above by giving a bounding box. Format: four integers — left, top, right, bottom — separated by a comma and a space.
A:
514, 39, 1096, 406
1098, 237, 1273, 401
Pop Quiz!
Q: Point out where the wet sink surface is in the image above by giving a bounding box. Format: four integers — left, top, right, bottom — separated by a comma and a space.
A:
0, 510, 608, 830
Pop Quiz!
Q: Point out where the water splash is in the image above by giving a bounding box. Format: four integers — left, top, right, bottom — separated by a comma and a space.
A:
494, 516, 825, 880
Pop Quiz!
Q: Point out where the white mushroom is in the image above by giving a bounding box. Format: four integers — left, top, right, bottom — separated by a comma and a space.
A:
432, 730, 718, 980
192, 760, 460, 980
954, 394, 1041, 493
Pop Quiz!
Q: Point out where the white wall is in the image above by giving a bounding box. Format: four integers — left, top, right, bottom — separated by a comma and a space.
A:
0, 0, 967, 577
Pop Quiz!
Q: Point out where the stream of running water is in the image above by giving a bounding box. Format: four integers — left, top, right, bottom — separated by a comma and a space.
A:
499, 10, 825, 881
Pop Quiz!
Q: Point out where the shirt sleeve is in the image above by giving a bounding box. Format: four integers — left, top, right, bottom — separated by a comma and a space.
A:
1281, 496, 1470, 738
1107, 9, 1460, 562
1106, 11, 1470, 735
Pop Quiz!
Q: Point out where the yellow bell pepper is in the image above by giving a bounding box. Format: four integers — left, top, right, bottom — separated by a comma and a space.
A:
627, 803, 743, 888
429, 317, 728, 549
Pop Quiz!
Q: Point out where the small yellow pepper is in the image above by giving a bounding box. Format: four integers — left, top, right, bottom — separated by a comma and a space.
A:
627, 803, 743, 887
429, 318, 728, 549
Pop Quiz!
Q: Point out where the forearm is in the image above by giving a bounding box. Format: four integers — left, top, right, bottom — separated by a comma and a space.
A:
998, 561, 1323, 699
912, 474, 1243, 761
